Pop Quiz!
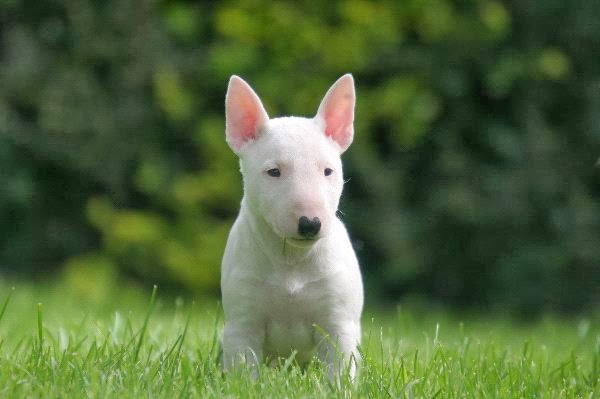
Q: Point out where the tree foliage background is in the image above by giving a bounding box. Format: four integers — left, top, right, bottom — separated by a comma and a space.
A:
1, 0, 598, 314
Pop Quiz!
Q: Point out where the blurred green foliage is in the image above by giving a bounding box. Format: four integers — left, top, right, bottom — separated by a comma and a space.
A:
0, 0, 598, 314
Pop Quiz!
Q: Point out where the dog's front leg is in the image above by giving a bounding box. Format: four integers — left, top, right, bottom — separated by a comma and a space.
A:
222, 321, 264, 376
315, 321, 361, 382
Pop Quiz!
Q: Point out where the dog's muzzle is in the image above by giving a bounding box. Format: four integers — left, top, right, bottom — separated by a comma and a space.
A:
298, 216, 321, 238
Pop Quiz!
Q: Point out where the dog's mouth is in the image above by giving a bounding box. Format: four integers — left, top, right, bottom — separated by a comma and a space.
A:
271, 223, 323, 249
287, 236, 321, 247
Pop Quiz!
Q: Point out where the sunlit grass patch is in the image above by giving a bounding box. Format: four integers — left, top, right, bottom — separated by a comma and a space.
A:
0, 282, 597, 398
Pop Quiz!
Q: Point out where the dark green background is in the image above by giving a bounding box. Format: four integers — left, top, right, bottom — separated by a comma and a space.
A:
1, 0, 598, 315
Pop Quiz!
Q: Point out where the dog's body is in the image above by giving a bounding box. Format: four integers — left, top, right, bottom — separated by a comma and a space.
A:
221, 75, 363, 377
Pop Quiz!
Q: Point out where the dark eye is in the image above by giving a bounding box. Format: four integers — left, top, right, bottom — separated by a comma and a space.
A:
267, 168, 281, 177
324, 168, 333, 176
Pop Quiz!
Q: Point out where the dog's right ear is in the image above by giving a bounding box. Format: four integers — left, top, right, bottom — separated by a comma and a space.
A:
225, 76, 270, 154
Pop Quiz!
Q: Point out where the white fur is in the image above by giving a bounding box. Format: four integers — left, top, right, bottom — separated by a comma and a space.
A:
221, 75, 363, 378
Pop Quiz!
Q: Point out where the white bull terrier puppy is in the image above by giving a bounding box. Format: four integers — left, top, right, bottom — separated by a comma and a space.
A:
221, 74, 364, 379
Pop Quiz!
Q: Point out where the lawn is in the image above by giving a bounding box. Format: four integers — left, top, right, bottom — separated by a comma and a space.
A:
0, 281, 597, 398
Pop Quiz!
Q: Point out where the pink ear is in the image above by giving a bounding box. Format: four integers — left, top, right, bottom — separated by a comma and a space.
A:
315, 74, 355, 152
225, 76, 269, 153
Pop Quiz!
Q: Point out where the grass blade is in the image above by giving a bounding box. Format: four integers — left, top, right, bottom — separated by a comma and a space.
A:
134, 284, 158, 362
0, 287, 15, 324
37, 302, 44, 346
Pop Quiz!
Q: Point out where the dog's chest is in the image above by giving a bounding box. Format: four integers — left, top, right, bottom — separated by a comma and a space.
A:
262, 271, 328, 360
263, 270, 326, 316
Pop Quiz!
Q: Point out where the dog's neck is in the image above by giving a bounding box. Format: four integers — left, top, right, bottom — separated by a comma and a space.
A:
240, 198, 319, 267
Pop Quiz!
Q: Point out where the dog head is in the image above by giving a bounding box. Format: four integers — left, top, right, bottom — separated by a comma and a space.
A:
225, 75, 355, 246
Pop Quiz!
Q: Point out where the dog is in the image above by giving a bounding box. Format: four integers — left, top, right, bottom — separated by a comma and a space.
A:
221, 74, 363, 379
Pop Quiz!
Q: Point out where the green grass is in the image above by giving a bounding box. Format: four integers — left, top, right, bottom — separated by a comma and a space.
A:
0, 281, 598, 398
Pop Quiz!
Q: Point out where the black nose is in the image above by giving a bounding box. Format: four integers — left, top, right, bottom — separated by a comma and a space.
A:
298, 216, 321, 238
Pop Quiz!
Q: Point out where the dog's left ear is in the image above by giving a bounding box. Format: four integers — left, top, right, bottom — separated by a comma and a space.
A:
315, 74, 355, 153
